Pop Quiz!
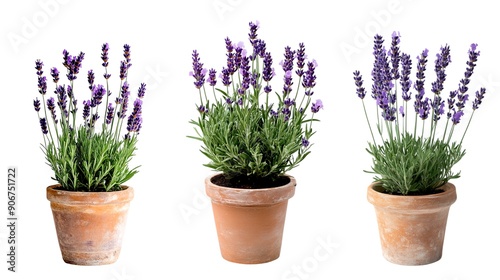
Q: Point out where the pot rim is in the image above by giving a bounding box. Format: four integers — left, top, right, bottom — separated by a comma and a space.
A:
46, 184, 134, 205
205, 173, 296, 206
367, 182, 457, 211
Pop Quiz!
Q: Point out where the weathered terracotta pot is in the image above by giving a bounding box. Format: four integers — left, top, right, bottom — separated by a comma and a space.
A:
46, 185, 133, 265
367, 182, 457, 265
205, 174, 296, 264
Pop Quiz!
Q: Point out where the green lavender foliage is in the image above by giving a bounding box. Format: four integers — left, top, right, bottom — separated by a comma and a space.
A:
366, 133, 465, 195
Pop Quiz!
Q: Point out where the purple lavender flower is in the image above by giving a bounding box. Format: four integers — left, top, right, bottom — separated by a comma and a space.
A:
90, 113, 100, 128
33, 98, 41, 112
189, 50, 206, 89
446, 90, 458, 119
50, 67, 59, 83
105, 103, 114, 124
55, 85, 68, 117
282, 70, 293, 96
270, 109, 279, 118
284, 98, 295, 108
400, 53, 412, 101
207, 68, 217, 86
382, 106, 397, 121
38, 76, 47, 95
311, 99, 323, 113
137, 83, 146, 99
281, 107, 291, 121
456, 93, 469, 110
87, 69, 95, 90
91, 84, 106, 107
451, 110, 464, 125
301, 137, 310, 147
82, 100, 91, 120
101, 43, 110, 66
63, 50, 85, 81
118, 82, 130, 119
262, 52, 274, 93
248, 21, 259, 44
237, 97, 243, 106
389, 31, 401, 80
280, 46, 295, 73
353, 70, 366, 99
295, 43, 306, 77
371, 35, 392, 102
431, 44, 451, 94
119, 60, 128, 80
47, 97, 58, 124
220, 67, 231, 87
399, 105, 405, 117
457, 43, 481, 95
123, 44, 131, 67
250, 39, 266, 60
67, 85, 73, 99
431, 95, 445, 122
233, 46, 244, 73
238, 56, 251, 95
302, 60, 317, 96
197, 104, 208, 113
127, 99, 143, 133
472, 87, 486, 110
225, 97, 233, 105
225, 37, 234, 53
418, 97, 430, 120
35, 59, 44, 76
39, 117, 48, 134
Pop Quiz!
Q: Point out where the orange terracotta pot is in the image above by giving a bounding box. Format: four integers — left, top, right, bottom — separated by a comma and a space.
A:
46, 185, 133, 265
205, 174, 296, 264
367, 182, 457, 265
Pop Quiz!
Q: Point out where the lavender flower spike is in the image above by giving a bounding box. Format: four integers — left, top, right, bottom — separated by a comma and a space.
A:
207, 68, 217, 86
50, 67, 60, 83
451, 110, 464, 125
353, 70, 366, 99
189, 50, 206, 89
39, 117, 48, 134
33, 98, 41, 112
472, 87, 486, 110
137, 83, 146, 99
105, 103, 114, 124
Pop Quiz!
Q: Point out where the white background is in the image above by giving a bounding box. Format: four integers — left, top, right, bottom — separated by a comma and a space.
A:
1, 0, 499, 279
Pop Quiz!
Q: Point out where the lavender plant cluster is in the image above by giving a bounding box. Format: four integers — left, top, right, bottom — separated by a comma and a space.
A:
33, 44, 147, 192
353, 32, 487, 195
189, 21, 323, 181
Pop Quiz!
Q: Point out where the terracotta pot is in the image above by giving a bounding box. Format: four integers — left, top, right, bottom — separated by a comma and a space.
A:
46, 185, 133, 265
367, 182, 457, 265
205, 174, 296, 264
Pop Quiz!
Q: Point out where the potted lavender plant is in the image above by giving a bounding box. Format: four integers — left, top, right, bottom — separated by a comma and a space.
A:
33, 43, 147, 265
353, 32, 486, 265
189, 21, 323, 264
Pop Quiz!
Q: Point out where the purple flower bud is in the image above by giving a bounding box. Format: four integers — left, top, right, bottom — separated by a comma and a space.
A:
106, 103, 114, 124
91, 84, 106, 107
353, 70, 366, 99
38, 76, 47, 95
301, 137, 310, 147
33, 98, 41, 112
284, 98, 295, 108
190, 50, 206, 89
50, 67, 59, 83
39, 117, 48, 134
220, 68, 231, 87
82, 100, 91, 120
207, 68, 217, 86
119, 60, 128, 80
101, 43, 109, 67
197, 104, 208, 114
311, 99, 323, 113
451, 110, 464, 125
47, 97, 58, 124
35, 59, 44, 76
87, 70, 95, 91
399, 105, 405, 117
295, 43, 306, 77
472, 87, 486, 110
123, 44, 131, 67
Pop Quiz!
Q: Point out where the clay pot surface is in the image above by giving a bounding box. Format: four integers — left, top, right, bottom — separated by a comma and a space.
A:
46, 185, 133, 265
205, 174, 296, 264
367, 182, 457, 265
